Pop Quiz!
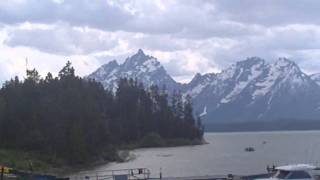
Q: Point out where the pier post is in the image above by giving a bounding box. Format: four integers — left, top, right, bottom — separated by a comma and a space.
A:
227, 174, 233, 180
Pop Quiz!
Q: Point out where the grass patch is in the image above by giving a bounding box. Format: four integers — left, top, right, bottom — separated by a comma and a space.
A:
120, 133, 205, 149
139, 133, 166, 148
0, 149, 61, 172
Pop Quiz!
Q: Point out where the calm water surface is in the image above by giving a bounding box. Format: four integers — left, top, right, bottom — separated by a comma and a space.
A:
85, 131, 320, 177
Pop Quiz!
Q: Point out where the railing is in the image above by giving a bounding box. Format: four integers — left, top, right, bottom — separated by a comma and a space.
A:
71, 168, 151, 180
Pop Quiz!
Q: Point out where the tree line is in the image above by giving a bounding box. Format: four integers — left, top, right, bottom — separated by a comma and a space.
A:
0, 62, 204, 164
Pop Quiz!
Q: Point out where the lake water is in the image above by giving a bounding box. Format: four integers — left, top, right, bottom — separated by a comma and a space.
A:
81, 131, 320, 177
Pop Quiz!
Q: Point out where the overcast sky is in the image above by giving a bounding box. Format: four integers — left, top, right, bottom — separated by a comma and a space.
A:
0, 0, 320, 83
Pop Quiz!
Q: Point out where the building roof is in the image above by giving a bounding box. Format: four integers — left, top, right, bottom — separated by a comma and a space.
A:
276, 164, 316, 171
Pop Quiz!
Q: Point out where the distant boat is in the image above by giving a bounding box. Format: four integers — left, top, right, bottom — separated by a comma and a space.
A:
245, 147, 255, 152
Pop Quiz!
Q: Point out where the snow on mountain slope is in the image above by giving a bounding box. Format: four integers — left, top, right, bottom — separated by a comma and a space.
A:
220, 57, 266, 103
88, 60, 120, 90
88, 49, 179, 92
251, 58, 310, 101
184, 57, 266, 106
184, 57, 320, 122
88, 50, 320, 123
184, 73, 216, 98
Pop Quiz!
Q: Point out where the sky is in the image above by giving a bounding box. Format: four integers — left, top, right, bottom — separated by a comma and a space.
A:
0, 0, 320, 84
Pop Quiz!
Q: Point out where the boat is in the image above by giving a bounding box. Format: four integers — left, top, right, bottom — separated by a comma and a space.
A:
255, 164, 320, 180
245, 147, 255, 152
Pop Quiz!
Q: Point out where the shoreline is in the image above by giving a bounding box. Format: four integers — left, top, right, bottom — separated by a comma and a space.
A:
61, 137, 207, 176
0, 138, 206, 177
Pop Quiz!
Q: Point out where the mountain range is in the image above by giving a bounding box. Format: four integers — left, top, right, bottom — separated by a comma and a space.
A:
88, 50, 320, 124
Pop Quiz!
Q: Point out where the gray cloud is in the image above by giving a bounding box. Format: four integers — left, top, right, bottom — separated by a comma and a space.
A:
1, 0, 320, 38
0, 0, 133, 31
129, 35, 188, 52
4, 24, 118, 55
1, 0, 320, 83
0, 0, 266, 39
213, 0, 320, 26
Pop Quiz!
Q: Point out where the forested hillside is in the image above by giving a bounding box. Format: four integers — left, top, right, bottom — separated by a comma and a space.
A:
0, 62, 203, 165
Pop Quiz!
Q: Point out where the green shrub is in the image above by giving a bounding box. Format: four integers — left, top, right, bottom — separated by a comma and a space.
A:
139, 133, 166, 148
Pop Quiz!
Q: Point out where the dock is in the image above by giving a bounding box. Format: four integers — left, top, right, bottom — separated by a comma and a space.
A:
1, 166, 274, 180
148, 173, 272, 180
149, 175, 232, 180
69, 168, 273, 180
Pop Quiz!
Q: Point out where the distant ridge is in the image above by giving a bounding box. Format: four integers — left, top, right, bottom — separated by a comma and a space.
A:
88, 50, 320, 124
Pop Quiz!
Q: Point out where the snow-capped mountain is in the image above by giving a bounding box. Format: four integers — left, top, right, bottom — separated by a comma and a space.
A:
183, 72, 216, 99
88, 50, 320, 123
88, 49, 179, 92
188, 57, 320, 122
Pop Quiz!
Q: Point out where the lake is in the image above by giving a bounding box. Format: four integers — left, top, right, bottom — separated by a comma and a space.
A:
79, 131, 320, 177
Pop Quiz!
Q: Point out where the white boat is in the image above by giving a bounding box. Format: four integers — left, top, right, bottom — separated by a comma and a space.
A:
256, 164, 320, 180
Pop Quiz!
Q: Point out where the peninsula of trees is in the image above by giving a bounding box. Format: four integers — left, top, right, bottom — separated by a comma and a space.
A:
0, 62, 204, 167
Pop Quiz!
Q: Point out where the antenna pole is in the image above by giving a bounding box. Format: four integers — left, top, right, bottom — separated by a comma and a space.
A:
25, 57, 28, 71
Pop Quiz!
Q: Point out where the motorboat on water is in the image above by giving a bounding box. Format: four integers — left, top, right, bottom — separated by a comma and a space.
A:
256, 164, 320, 180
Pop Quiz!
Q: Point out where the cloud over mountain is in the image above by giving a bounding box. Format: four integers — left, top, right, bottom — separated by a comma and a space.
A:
1, 0, 320, 84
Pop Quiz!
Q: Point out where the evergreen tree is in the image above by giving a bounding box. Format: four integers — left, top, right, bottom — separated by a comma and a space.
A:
0, 62, 204, 165
58, 61, 75, 79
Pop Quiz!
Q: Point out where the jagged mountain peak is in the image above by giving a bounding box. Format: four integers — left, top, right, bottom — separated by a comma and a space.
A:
103, 60, 119, 68
237, 57, 265, 67
276, 57, 295, 65
188, 73, 203, 85
186, 72, 216, 91
88, 60, 119, 82
217, 57, 266, 82
183, 72, 217, 99
273, 57, 300, 70
123, 49, 151, 65
184, 56, 320, 122
137, 48, 145, 55
88, 50, 179, 92
193, 73, 202, 79
191, 73, 216, 82
88, 52, 320, 123
272, 58, 306, 78
266, 58, 307, 85
121, 49, 163, 73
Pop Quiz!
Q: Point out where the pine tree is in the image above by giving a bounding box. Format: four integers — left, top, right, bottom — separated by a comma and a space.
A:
26, 68, 41, 83
0, 62, 204, 165
58, 61, 75, 79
